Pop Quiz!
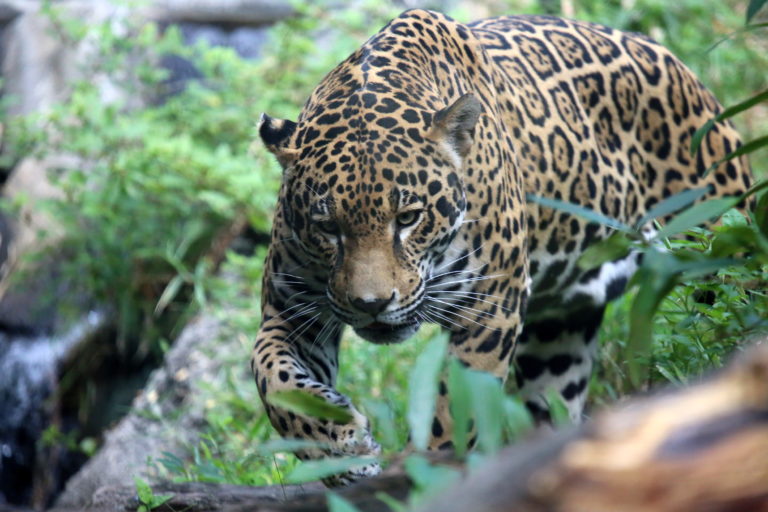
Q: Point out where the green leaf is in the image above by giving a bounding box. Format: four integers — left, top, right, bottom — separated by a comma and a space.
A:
364, 400, 399, 452
690, 118, 716, 158
154, 274, 185, 316
756, 193, 768, 239
502, 397, 534, 440
711, 226, 757, 258
374, 492, 407, 512
267, 390, 353, 423
627, 261, 677, 386
701, 134, 768, 178
133, 477, 153, 505
526, 194, 634, 234
404, 454, 461, 492
151, 494, 174, 508
254, 438, 330, 455
463, 368, 505, 454
327, 492, 363, 512
577, 232, 632, 270
637, 187, 710, 228
407, 333, 448, 451
707, 22, 768, 52
656, 197, 739, 239
287, 456, 378, 483
691, 89, 768, 156
546, 390, 571, 427
747, 0, 768, 22
447, 358, 472, 457
674, 258, 740, 278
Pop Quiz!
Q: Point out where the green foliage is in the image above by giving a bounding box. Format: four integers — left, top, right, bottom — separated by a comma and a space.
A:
266, 390, 354, 423
327, 493, 364, 512
133, 477, 173, 512
690, 88, 768, 159
39, 425, 97, 457
287, 457, 379, 484
407, 334, 448, 451
9, 0, 768, 505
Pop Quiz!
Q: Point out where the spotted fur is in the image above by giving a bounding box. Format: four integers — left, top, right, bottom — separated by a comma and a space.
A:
252, 9, 752, 484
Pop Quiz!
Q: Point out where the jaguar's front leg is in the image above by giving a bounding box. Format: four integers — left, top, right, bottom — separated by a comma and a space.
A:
424, 279, 527, 451
251, 303, 381, 485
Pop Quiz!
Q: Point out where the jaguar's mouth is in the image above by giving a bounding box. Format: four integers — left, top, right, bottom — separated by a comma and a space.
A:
353, 319, 420, 344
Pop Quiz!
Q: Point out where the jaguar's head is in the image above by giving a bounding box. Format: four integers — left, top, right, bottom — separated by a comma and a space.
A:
260, 93, 483, 343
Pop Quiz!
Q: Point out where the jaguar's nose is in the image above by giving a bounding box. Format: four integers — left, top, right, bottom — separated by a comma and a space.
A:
350, 294, 394, 316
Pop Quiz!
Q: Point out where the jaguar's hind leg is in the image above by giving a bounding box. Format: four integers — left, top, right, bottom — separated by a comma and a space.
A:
512, 306, 605, 423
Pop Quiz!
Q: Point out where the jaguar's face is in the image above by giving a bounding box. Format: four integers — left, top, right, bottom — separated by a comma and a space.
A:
260, 94, 482, 343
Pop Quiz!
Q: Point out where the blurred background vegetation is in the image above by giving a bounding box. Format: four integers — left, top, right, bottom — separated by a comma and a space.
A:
1, 0, 766, 504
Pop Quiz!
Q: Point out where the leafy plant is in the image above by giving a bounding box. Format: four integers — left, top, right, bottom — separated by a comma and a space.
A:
134, 477, 173, 512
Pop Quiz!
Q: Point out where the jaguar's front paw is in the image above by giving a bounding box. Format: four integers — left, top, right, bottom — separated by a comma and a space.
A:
321, 419, 382, 487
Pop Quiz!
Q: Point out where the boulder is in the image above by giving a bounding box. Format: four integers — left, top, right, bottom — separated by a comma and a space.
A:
54, 312, 232, 508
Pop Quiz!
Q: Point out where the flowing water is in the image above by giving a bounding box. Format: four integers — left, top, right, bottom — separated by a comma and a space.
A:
0, 311, 105, 505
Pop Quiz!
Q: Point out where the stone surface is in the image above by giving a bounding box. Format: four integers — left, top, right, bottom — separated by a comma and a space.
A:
54, 312, 229, 508
146, 0, 293, 25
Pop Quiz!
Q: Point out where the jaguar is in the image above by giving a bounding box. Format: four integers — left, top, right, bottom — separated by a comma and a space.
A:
251, 8, 752, 484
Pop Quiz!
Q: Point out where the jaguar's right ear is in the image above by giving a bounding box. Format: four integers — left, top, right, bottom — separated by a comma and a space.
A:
258, 113, 299, 168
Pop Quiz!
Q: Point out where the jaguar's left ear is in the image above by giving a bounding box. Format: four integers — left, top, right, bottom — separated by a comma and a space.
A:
431, 93, 483, 158
258, 113, 299, 168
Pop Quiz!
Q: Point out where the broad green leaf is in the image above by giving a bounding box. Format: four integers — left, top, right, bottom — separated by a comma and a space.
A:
545, 390, 571, 427
404, 454, 461, 492
627, 264, 677, 386
720, 208, 750, 227
502, 397, 534, 440
690, 89, 768, 156
254, 438, 329, 455
711, 226, 757, 258
363, 400, 399, 451
327, 493, 363, 512
134, 477, 152, 504
464, 368, 505, 454
447, 358, 472, 457
407, 333, 448, 451
700, 134, 768, 178
755, 193, 768, 239
526, 194, 634, 234
637, 187, 710, 228
287, 456, 379, 483
578, 232, 632, 270
267, 390, 353, 423
656, 197, 739, 239
152, 494, 174, 508
675, 258, 740, 278
747, 0, 768, 22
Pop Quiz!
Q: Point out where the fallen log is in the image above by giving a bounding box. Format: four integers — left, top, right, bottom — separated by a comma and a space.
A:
422, 340, 768, 512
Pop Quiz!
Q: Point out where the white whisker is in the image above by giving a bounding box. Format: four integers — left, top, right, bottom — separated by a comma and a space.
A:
433, 242, 487, 274
426, 273, 505, 289
426, 296, 493, 318
284, 312, 322, 345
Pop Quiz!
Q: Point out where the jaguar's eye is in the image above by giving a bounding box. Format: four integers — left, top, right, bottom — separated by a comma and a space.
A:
317, 219, 340, 235
396, 210, 421, 228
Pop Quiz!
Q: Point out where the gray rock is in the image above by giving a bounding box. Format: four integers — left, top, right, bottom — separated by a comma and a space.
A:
54, 312, 229, 508
147, 0, 293, 26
